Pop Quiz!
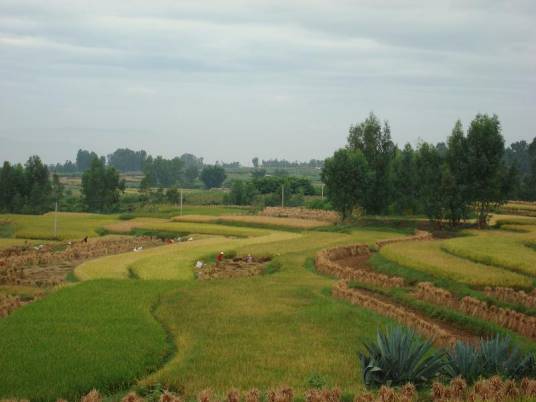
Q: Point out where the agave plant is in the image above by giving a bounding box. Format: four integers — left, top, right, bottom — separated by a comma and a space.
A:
444, 335, 536, 382
479, 335, 536, 379
358, 326, 446, 387
444, 341, 482, 384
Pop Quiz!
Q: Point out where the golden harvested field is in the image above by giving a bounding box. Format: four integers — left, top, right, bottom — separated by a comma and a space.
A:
0, 212, 119, 240
104, 218, 270, 237
379, 239, 532, 287
441, 229, 536, 277
172, 214, 333, 229
0, 238, 46, 250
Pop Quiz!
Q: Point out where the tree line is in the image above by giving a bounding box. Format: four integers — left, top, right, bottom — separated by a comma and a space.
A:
322, 113, 536, 226
0, 155, 127, 214
226, 175, 316, 207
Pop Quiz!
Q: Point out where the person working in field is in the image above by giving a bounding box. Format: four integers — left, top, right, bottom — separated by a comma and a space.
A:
216, 251, 224, 267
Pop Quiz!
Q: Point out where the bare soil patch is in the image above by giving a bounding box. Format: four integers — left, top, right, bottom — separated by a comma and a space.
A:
196, 256, 272, 280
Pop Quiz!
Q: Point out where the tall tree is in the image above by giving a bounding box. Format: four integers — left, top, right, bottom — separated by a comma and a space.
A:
107, 148, 147, 172
252, 157, 259, 168
347, 112, 395, 214
415, 143, 445, 225
24, 156, 52, 214
465, 114, 507, 227
81, 157, 125, 212
392, 144, 418, 214
444, 120, 471, 225
200, 165, 226, 189
321, 148, 370, 221
526, 137, 536, 200
76, 149, 99, 172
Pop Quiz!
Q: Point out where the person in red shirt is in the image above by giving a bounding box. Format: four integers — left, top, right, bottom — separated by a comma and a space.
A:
216, 251, 224, 267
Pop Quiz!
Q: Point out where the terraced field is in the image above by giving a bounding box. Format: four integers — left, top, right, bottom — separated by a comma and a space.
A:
379, 215, 536, 288
379, 239, 532, 288
0, 211, 407, 400
3, 210, 536, 400
1, 212, 119, 240
172, 214, 332, 229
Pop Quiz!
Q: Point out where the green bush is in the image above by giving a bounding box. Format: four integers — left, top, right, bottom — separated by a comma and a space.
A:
359, 326, 446, 387
263, 260, 281, 275
305, 198, 333, 210
118, 212, 135, 220
444, 336, 536, 382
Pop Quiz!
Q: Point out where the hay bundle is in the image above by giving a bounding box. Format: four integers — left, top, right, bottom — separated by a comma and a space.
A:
333, 281, 455, 347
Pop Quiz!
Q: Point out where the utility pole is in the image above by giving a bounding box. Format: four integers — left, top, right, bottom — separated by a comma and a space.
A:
321, 183, 325, 200
180, 188, 183, 216
281, 184, 285, 208
53, 201, 58, 238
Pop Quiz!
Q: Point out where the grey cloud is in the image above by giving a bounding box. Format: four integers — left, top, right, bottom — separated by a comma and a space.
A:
0, 0, 534, 165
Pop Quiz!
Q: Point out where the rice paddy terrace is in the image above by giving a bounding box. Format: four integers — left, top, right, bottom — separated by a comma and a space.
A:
1, 209, 536, 401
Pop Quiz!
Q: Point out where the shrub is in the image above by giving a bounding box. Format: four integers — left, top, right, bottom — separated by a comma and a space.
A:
444, 335, 536, 382
305, 198, 333, 211
119, 212, 135, 220
263, 260, 282, 275
358, 326, 446, 387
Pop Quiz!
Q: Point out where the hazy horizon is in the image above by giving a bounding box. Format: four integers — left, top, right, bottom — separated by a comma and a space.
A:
1, 0, 535, 166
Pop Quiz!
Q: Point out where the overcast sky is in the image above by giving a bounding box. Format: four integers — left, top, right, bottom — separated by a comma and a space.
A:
1, 0, 535, 166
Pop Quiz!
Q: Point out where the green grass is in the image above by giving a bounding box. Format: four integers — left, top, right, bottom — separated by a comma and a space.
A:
142, 229, 405, 396
369, 253, 536, 316
440, 229, 536, 277
2, 224, 406, 400
0, 221, 14, 238
104, 218, 271, 239
0, 212, 120, 240
128, 204, 251, 219
0, 238, 46, 250
379, 239, 531, 288
0, 280, 177, 401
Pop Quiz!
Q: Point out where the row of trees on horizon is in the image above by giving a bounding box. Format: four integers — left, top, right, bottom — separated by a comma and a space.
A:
0, 112, 535, 216
322, 112, 536, 227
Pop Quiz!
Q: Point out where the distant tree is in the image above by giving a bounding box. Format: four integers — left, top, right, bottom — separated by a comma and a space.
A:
180, 153, 204, 170
51, 173, 64, 204
525, 137, 536, 200
183, 165, 199, 187
228, 180, 257, 205
81, 157, 125, 212
504, 141, 531, 175
200, 165, 226, 189
415, 143, 445, 225
251, 168, 266, 179
0, 156, 54, 214
464, 114, 508, 227
142, 156, 183, 187
444, 120, 471, 225
321, 148, 370, 221
52, 160, 77, 174
252, 157, 259, 168
166, 187, 181, 204
108, 148, 147, 172
347, 112, 396, 214
76, 149, 99, 172
392, 144, 418, 214
273, 169, 289, 177
436, 142, 448, 158
24, 156, 53, 214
